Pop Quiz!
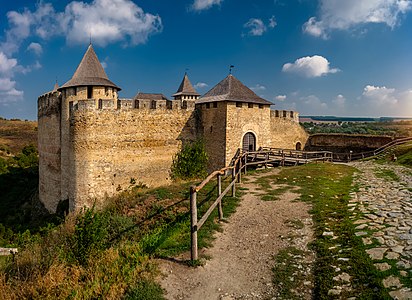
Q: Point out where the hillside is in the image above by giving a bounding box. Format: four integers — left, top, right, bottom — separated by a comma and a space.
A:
0, 119, 38, 158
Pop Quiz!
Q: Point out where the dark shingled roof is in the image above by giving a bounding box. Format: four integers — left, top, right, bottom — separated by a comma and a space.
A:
59, 44, 120, 91
196, 74, 273, 105
173, 73, 200, 97
134, 92, 169, 100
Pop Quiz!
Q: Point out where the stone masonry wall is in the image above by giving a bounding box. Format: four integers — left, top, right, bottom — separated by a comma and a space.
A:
198, 102, 227, 171
68, 105, 197, 210
225, 102, 272, 165
268, 110, 309, 150
38, 92, 62, 212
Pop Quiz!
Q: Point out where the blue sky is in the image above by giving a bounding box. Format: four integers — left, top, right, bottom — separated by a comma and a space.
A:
1, 0, 412, 120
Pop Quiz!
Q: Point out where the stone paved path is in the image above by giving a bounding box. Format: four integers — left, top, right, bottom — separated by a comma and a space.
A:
349, 161, 412, 299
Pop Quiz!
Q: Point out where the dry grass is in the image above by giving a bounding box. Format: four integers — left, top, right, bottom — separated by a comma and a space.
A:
0, 119, 37, 157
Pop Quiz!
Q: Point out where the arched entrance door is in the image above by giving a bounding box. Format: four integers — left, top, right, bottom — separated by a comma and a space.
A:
242, 132, 256, 152
296, 142, 302, 151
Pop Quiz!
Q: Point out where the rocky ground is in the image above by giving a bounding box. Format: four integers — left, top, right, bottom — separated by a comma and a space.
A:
346, 161, 412, 299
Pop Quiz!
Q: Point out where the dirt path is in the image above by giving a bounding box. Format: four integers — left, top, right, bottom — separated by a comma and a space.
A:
159, 169, 313, 300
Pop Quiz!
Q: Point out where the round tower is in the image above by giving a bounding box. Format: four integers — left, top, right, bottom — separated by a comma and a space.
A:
57, 44, 121, 210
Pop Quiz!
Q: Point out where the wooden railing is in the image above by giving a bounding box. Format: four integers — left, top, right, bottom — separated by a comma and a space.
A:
189, 148, 332, 261
332, 137, 412, 162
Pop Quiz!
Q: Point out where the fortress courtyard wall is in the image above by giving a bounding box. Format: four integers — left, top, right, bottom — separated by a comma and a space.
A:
68, 101, 197, 210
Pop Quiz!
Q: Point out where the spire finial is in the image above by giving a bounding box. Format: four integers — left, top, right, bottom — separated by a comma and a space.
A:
229, 65, 234, 75
185, 68, 189, 75
89, 32, 92, 45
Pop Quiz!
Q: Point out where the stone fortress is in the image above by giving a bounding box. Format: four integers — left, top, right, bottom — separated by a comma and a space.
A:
38, 44, 308, 213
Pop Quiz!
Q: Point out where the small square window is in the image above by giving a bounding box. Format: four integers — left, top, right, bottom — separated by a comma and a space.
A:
213, 102, 217, 108
206, 103, 210, 109
236, 102, 242, 108
259, 104, 264, 109
248, 103, 253, 108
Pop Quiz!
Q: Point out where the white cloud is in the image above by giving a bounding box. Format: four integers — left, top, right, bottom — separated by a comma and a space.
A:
191, 0, 223, 11
275, 95, 287, 101
0, 52, 17, 75
1, 0, 162, 51
357, 85, 412, 116
303, 0, 412, 39
194, 82, 208, 89
250, 84, 266, 92
244, 18, 267, 36
333, 94, 346, 108
27, 42, 43, 56
282, 55, 340, 78
269, 16, 277, 28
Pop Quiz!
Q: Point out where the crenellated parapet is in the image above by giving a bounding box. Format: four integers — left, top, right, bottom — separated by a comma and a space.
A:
68, 98, 195, 116
271, 110, 299, 122
38, 91, 62, 118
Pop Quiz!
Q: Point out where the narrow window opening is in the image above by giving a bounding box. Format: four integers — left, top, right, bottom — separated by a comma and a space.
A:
213, 102, 217, 108
258, 104, 264, 109
87, 86, 93, 99
206, 103, 210, 109
236, 102, 242, 108
283, 111, 287, 117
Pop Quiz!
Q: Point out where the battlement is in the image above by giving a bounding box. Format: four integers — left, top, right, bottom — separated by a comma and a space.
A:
271, 110, 299, 122
69, 98, 196, 115
38, 91, 61, 118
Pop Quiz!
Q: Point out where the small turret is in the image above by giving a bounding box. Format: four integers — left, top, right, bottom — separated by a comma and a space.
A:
173, 73, 200, 101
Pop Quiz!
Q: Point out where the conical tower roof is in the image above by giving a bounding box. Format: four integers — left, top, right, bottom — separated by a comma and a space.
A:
173, 73, 200, 97
197, 74, 272, 105
59, 44, 120, 91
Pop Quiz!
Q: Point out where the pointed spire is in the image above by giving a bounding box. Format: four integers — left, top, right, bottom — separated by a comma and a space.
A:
173, 73, 200, 97
197, 74, 272, 105
59, 44, 120, 91
53, 80, 59, 92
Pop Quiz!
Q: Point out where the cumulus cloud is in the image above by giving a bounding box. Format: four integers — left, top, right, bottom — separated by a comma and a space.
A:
27, 42, 43, 56
303, 0, 412, 39
244, 18, 267, 36
0, 53, 24, 104
358, 85, 412, 116
191, 0, 223, 11
1, 0, 162, 51
333, 94, 346, 108
275, 95, 287, 102
250, 84, 266, 92
194, 82, 208, 89
282, 55, 340, 78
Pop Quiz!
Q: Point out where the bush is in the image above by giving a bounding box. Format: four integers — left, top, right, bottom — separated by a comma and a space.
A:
171, 140, 208, 180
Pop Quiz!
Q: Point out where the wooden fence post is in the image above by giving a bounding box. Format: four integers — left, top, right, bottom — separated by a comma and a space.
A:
232, 167, 236, 197
238, 159, 242, 183
217, 174, 223, 220
190, 186, 198, 261
244, 155, 247, 175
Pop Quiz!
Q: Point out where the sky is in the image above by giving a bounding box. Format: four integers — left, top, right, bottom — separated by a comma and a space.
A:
1, 0, 412, 120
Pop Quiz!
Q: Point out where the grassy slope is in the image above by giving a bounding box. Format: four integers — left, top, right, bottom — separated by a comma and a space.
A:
0, 119, 37, 158
0, 175, 241, 299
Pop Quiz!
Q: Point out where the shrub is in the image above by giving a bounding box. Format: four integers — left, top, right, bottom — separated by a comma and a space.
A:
171, 139, 208, 180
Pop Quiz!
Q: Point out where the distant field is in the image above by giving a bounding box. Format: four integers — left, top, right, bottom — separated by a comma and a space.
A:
0, 119, 38, 157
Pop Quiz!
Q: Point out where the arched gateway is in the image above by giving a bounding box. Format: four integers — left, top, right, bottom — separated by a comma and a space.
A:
242, 132, 256, 152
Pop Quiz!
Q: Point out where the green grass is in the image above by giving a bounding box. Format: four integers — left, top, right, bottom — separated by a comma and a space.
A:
0, 171, 242, 299
374, 168, 400, 181
256, 163, 390, 299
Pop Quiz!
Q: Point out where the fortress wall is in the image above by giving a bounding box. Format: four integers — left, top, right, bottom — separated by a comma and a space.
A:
38, 92, 62, 212
68, 107, 197, 209
307, 134, 394, 152
226, 103, 272, 164
269, 110, 309, 150
198, 102, 228, 171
